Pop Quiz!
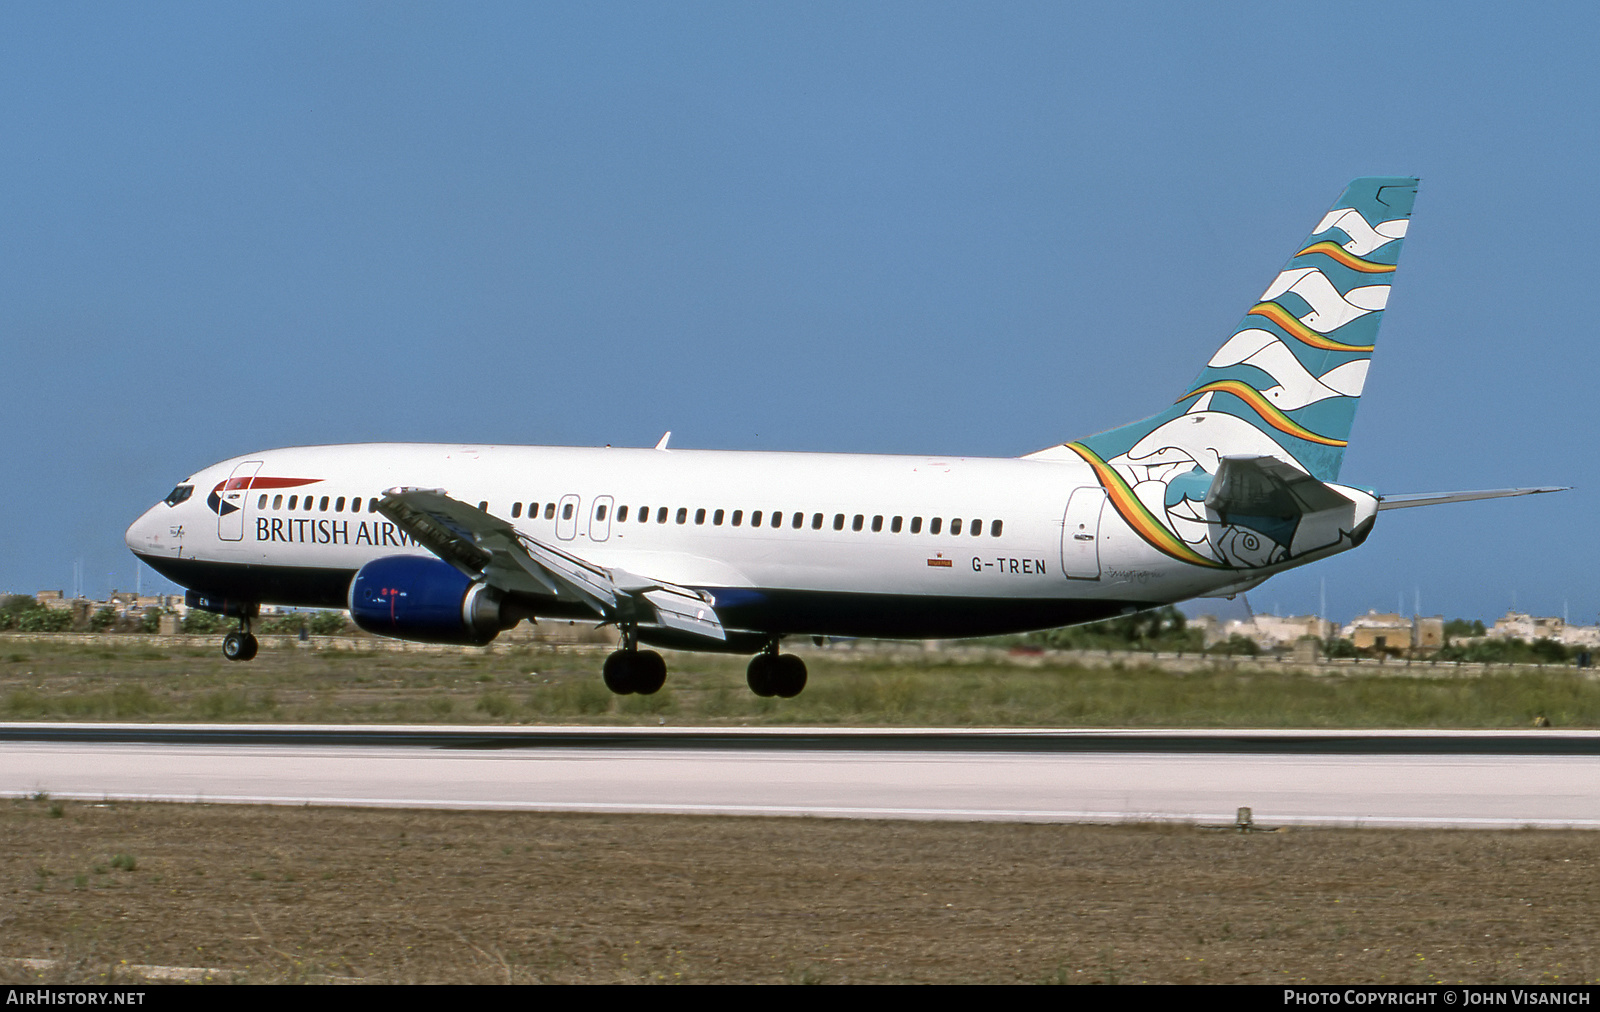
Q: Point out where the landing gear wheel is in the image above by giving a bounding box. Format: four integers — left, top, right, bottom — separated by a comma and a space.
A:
746, 653, 779, 697
773, 654, 807, 698
632, 651, 667, 695
222, 631, 258, 662
603, 649, 637, 694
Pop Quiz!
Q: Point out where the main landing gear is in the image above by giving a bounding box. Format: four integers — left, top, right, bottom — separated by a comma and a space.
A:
746, 643, 806, 698
222, 617, 258, 662
603, 628, 667, 695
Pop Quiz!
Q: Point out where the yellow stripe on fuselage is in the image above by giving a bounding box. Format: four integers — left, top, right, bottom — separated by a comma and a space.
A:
1064, 443, 1224, 569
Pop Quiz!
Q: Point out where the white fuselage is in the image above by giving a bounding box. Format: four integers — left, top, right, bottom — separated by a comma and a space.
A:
125, 441, 1325, 642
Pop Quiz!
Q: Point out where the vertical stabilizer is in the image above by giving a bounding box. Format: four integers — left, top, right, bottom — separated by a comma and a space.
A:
1032, 177, 1417, 483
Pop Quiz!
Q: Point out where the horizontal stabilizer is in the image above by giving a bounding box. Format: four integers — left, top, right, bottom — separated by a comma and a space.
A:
1376, 487, 1569, 511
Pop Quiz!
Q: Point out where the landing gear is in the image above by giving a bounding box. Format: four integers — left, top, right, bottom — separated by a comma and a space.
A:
602, 629, 667, 695
222, 618, 258, 662
747, 644, 806, 698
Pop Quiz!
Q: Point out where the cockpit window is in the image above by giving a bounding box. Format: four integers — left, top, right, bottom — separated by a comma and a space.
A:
164, 485, 194, 507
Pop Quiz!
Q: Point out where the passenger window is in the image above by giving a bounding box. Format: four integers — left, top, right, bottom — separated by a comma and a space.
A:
677, 508, 688, 524
852, 514, 864, 532
305, 497, 314, 512
731, 510, 743, 526
258, 494, 267, 509
273, 495, 283, 510
370, 499, 380, 513
971, 519, 983, 536
911, 516, 922, 534
713, 509, 725, 526
336, 497, 346, 512
617, 506, 628, 523
772, 511, 782, 528
658, 507, 669, 523
695, 508, 706, 525
752, 510, 763, 527
991, 519, 1003, 537
891, 516, 902, 533
792, 512, 804, 529
811, 513, 823, 530
319, 496, 330, 511
288, 496, 298, 510
562, 503, 574, 521
872, 515, 883, 532
545, 503, 556, 520
639, 506, 649, 522
351, 497, 362, 513
833, 514, 845, 531
596, 504, 608, 521
952, 518, 963, 536
930, 517, 942, 535
512, 502, 522, 518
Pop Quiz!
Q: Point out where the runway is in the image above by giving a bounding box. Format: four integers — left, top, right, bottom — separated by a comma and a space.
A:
4, 724, 1599, 829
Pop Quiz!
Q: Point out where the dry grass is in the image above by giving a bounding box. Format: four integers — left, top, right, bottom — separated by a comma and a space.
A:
3, 640, 1598, 728
2, 796, 1597, 984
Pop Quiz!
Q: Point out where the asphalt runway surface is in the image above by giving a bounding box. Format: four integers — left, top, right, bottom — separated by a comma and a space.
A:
4, 724, 1598, 828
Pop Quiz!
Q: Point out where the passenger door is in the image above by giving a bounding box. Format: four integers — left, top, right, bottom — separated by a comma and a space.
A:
1060, 487, 1106, 580
217, 460, 262, 542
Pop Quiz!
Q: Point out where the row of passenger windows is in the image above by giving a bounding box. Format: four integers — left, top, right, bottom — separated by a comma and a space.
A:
259, 493, 380, 513
256, 493, 1004, 539
520, 501, 1003, 538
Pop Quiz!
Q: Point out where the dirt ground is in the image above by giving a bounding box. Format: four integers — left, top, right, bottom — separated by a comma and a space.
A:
1, 797, 1596, 984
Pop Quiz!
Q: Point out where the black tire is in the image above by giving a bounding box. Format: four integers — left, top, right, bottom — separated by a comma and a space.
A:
773, 654, 807, 698
222, 631, 252, 662
633, 651, 667, 695
746, 654, 778, 697
237, 632, 259, 662
602, 650, 636, 694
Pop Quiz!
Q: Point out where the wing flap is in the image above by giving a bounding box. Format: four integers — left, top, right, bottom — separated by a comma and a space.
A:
375, 488, 725, 641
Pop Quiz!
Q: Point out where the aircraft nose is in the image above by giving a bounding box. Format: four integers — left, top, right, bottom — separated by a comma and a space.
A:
125, 505, 155, 553
126, 502, 176, 557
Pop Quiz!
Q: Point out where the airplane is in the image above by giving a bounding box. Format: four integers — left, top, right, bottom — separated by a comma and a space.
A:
125, 177, 1561, 697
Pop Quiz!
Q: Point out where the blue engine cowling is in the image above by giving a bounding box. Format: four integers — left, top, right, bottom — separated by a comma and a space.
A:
347, 556, 510, 646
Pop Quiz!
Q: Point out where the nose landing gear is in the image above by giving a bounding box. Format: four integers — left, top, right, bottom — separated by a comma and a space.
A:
222, 617, 258, 662
746, 642, 806, 698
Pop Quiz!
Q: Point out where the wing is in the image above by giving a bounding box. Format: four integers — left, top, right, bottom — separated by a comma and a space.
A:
374, 488, 726, 642
1376, 487, 1568, 511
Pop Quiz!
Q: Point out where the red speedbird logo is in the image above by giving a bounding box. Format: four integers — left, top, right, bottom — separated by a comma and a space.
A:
207, 476, 323, 516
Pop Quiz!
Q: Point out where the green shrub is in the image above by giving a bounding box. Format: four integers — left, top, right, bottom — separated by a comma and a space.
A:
308, 611, 348, 636
182, 610, 228, 634
17, 609, 73, 633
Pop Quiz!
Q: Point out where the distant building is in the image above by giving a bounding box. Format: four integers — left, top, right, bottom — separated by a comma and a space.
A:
1341, 611, 1443, 653
1206, 614, 1334, 649
1488, 611, 1600, 648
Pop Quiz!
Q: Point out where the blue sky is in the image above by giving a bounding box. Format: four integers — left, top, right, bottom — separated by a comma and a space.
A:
2, 2, 1596, 625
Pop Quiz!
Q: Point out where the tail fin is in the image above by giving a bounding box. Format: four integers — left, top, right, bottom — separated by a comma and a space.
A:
1031, 177, 1418, 482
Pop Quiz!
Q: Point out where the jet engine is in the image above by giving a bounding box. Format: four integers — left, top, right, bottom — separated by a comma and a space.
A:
347, 555, 514, 646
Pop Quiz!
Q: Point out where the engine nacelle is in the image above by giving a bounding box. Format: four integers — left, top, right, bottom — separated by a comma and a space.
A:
347, 555, 511, 646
